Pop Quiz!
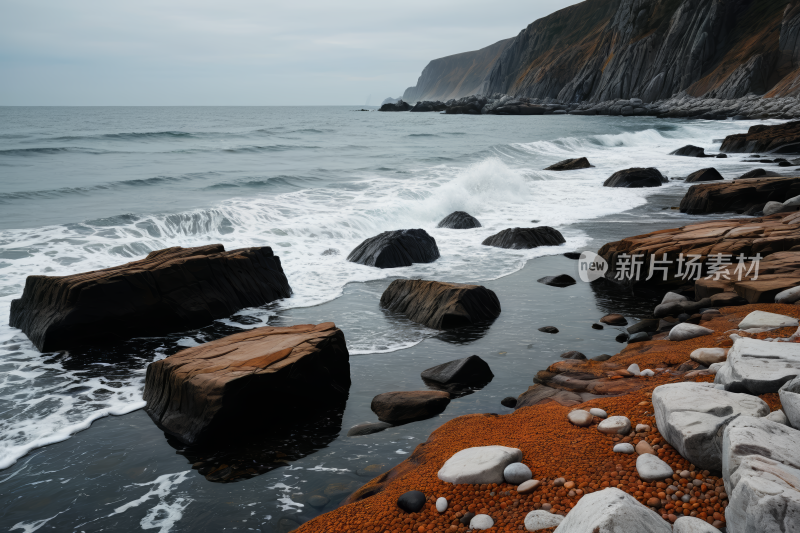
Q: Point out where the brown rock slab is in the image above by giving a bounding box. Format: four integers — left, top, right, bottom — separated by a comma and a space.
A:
678, 176, 800, 215
371, 391, 450, 424
143, 322, 350, 444
9, 244, 292, 352
600, 314, 628, 326
379, 279, 500, 329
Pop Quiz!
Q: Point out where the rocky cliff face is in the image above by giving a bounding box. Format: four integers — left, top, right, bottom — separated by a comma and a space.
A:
402, 39, 513, 103
406, 0, 800, 104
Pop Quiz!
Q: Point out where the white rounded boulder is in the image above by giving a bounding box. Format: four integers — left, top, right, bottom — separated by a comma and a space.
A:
598, 415, 631, 435
470, 514, 494, 530
524, 510, 563, 531
438, 445, 522, 485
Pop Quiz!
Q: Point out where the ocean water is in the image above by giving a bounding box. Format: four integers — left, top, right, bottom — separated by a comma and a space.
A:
0, 107, 782, 531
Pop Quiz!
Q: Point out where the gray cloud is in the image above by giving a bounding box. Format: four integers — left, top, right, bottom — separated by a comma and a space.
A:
0, 0, 577, 105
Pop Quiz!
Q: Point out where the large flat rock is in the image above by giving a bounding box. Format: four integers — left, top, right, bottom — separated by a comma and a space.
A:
721, 121, 800, 153
143, 322, 350, 444
714, 337, 800, 394
9, 245, 292, 352
552, 488, 671, 533
379, 279, 501, 329
722, 416, 800, 533
652, 382, 769, 471
437, 445, 522, 485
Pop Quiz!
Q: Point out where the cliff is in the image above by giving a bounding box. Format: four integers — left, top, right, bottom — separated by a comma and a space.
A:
402, 38, 513, 103
405, 0, 800, 104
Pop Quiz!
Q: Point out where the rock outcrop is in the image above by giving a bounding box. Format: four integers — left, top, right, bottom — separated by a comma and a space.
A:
143, 322, 350, 444
379, 101, 411, 112
347, 229, 440, 268
9, 245, 292, 352
436, 211, 481, 229
598, 211, 800, 291
603, 168, 666, 188
551, 488, 671, 533
402, 39, 514, 103
679, 177, 800, 214
652, 382, 769, 471
481, 227, 565, 249
721, 121, 800, 153
379, 279, 501, 329
715, 337, 800, 394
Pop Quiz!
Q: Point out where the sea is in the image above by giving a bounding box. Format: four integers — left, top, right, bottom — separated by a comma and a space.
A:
0, 107, 780, 532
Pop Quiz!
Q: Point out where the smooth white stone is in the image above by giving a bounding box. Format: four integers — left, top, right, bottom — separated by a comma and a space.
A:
435, 497, 448, 513
437, 445, 522, 485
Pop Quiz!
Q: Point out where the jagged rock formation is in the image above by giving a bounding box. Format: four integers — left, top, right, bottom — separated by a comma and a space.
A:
143, 322, 349, 444
402, 39, 513, 103
721, 120, 800, 152
402, 0, 800, 107
9, 245, 292, 352
679, 176, 800, 214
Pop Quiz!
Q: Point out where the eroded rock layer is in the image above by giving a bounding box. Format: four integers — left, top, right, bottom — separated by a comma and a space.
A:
143, 322, 350, 444
9, 245, 292, 352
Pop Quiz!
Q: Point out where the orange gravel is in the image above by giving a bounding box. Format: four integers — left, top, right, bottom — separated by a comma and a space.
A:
297, 304, 798, 533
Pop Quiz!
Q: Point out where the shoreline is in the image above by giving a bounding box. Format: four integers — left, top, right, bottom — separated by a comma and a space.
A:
297, 303, 795, 533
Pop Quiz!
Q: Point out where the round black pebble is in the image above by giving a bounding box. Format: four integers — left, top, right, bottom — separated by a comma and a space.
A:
591, 323, 604, 330
397, 490, 426, 513
615, 332, 629, 343
460, 512, 476, 525
538, 326, 559, 334
501, 396, 517, 408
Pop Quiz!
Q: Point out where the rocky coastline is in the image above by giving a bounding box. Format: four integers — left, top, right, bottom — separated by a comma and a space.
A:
10, 120, 800, 532
380, 93, 800, 121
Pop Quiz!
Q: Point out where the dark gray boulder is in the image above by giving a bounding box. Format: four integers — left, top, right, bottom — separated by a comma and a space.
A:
545, 157, 591, 171
538, 326, 559, 333
397, 491, 426, 512
436, 211, 481, 229
482, 226, 565, 249
670, 145, 706, 157
627, 319, 660, 334
685, 168, 724, 183
537, 274, 576, 287
347, 229, 439, 268
603, 168, 666, 188
410, 101, 447, 112
379, 100, 411, 112
420, 355, 493, 386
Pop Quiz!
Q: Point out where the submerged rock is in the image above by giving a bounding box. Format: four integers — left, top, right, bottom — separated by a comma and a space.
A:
347, 229, 440, 268
537, 274, 576, 287
420, 355, 494, 387
481, 227, 566, 249
143, 322, 350, 444
9, 244, 292, 352
379, 279, 501, 329
436, 211, 481, 229
603, 168, 666, 188
544, 157, 591, 171
347, 421, 393, 436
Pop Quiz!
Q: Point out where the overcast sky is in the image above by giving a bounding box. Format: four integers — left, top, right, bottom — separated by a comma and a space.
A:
1, 0, 578, 106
